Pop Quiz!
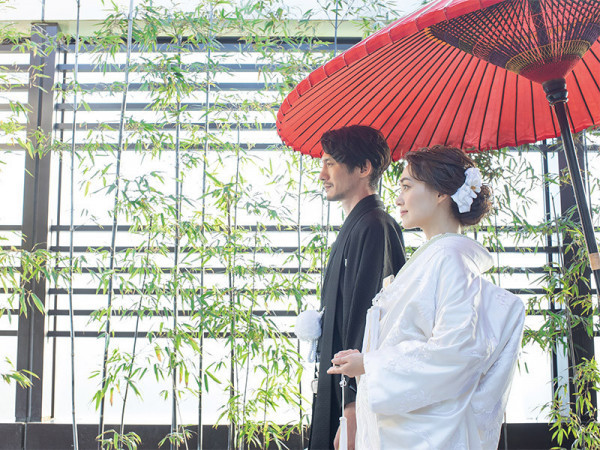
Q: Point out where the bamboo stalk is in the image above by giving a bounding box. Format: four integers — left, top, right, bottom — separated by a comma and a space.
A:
170, 33, 183, 450
67, 1, 82, 448
119, 223, 152, 448
197, 5, 213, 448
296, 155, 304, 445
98, 1, 135, 446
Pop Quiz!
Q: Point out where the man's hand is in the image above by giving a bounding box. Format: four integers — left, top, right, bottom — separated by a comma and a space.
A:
333, 402, 357, 450
327, 349, 364, 378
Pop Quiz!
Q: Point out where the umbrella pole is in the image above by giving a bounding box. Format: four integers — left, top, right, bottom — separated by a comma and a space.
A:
543, 78, 600, 299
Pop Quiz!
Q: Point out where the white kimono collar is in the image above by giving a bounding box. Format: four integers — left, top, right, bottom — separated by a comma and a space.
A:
401, 233, 493, 277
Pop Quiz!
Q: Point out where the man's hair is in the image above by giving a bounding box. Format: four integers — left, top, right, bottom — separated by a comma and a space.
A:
320, 125, 392, 190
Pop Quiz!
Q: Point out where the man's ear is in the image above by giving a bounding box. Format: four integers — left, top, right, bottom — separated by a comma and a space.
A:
360, 160, 373, 178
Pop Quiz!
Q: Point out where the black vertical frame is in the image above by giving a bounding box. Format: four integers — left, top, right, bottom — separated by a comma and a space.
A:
15, 22, 59, 423
558, 137, 597, 421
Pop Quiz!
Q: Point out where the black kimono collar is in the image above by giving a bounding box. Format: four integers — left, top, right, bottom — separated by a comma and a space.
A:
335, 194, 385, 240
344, 194, 384, 224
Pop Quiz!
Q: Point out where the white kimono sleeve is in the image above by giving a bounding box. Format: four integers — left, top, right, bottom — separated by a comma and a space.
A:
362, 251, 491, 416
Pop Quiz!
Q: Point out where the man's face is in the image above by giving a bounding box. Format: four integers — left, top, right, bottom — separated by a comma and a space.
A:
319, 152, 362, 202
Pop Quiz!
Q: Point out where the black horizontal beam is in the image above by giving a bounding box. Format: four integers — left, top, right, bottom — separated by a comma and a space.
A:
46, 223, 597, 235
54, 101, 278, 112
1, 82, 286, 93
55, 62, 288, 73
53, 121, 277, 131
0, 266, 321, 275
58, 82, 285, 92
0, 423, 304, 450
46, 308, 298, 317
0, 331, 17, 336
0, 421, 563, 449
46, 330, 295, 338
1, 306, 577, 318
0, 225, 21, 231
49, 224, 339, 232
0, 143, 286, 151
45, 244, 561, 254
0, 265, 551, 275
59, 38, 360, 53
0, 38, 360, 55
44, 287, 547, 297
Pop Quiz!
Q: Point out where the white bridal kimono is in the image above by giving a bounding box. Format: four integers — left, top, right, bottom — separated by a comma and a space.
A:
355, 234, 525, 450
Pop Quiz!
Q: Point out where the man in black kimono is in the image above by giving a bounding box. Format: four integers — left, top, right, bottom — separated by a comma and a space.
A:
308, 125, 405, 450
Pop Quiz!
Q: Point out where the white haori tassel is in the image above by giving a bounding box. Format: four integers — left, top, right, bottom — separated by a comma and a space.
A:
295, 309, 323, 362
339, 376, 348, 450
339, 416, 348, 450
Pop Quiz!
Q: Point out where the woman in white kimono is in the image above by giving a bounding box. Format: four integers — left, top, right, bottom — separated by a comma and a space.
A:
327, 146, 525, 450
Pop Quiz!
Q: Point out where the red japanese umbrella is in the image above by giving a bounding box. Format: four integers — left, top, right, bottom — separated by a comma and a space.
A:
277, 0, 600, 292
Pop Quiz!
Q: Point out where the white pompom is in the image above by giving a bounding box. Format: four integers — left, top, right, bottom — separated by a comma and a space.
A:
295, 309, 323, 341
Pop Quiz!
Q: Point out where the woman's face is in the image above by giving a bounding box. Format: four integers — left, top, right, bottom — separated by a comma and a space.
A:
395, 165, 441, 231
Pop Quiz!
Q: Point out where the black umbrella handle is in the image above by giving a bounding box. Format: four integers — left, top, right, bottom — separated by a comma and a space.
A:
544, 79, 600, 298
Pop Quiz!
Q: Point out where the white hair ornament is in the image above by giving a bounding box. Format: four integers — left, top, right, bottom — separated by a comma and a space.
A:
451, 167, 482, 213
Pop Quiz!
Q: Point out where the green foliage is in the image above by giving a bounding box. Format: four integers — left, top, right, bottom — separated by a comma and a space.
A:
1, 1, 600, 449
97, 429, 142, 450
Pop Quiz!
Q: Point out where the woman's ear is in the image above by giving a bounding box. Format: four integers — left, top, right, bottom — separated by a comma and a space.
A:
437, 192, 450, 204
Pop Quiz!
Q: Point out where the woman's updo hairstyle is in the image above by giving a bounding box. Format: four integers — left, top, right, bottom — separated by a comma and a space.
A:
404, 145, 492, 226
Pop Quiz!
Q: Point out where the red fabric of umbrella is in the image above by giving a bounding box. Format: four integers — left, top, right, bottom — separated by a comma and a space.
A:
277, 0, 600, 161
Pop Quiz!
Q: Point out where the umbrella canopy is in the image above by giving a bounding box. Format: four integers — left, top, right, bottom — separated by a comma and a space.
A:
277, 0, 600, 311
277, 0, 600, 161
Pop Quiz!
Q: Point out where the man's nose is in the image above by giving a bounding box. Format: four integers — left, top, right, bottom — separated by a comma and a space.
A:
319, 165, 327, 181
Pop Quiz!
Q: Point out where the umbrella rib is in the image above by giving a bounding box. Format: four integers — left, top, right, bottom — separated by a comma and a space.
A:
285, 33, 427, 152
338, 34, 447, 141
424, 55, 481, 148
384, 41, 464, 151
477, 65, 498, 150
580, 55, 600, 96
406, 48, 472, 150
571, 71, 594, 129
514, 75, 519, 148
495, 69, 508, 150
455, 58, 486, 149
549, 98, 558, 138
529, 80, 537, 142
298, 33, 425, 124
410, 49, 473, 150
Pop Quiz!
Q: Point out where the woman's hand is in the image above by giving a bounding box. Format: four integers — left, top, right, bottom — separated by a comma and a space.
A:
327, 349, 365, 378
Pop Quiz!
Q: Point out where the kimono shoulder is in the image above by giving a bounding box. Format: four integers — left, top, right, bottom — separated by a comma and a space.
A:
428, 235, 493, 274
399, 234, 494, 279
343, 204, 401, 248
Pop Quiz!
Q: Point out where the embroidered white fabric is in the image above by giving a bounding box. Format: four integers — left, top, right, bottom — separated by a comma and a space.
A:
355, 234, 525, 450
